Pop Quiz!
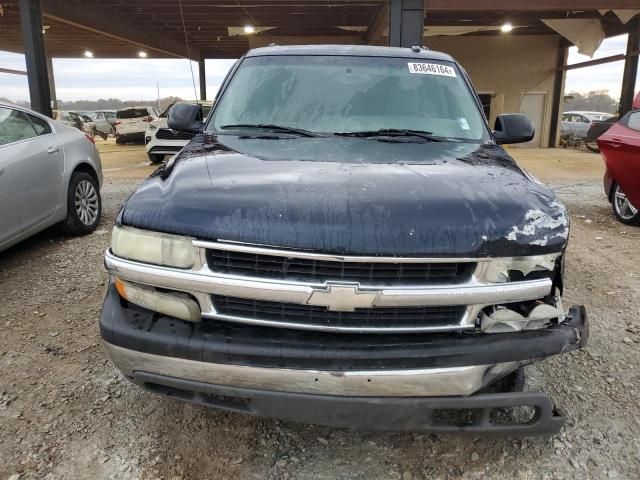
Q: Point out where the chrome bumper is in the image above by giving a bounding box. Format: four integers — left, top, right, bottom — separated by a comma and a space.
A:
104, 342, 521, 397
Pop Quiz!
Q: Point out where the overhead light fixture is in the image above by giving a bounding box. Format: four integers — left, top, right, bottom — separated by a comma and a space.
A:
138, 50, 148, 58
42, 25, 50, 35
84, 50, 94, 58
500, 22, 513, 33
243, 25, 255, 34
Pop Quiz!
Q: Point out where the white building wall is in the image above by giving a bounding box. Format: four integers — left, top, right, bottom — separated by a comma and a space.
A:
427, 35, 562, 147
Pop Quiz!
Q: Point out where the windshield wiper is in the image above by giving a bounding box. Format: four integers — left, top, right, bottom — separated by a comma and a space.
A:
334, 129, 443, 142
219, 124, 322, 137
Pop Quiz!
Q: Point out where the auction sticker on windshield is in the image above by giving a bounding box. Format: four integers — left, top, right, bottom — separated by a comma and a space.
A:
407, 63, 457, 77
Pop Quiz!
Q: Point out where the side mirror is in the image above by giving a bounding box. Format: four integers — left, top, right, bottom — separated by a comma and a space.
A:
167, 103, 204, 133
493, 114, 535, 144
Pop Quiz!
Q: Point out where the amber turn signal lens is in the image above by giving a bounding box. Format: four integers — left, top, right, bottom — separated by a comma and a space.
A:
114, 277, 127, 299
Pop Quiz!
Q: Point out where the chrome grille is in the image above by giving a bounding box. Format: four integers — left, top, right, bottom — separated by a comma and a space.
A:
105, 239, 557, 334
210, 295, 467, 332
156, 128, 195, 140
205, 249, 476, 286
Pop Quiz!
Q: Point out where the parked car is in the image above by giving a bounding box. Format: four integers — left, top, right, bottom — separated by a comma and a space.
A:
79, 113, 95, 134
145, 100, 213, 163
584, 116, 619, 153
582, 94, 640, 153
88, 110, 117, 138
91, 110, 116, 125
561, 111, 615, 140
114, 106, 158, 144
100, 45, 588, 434
0, 103, 103, 252
52, 110, 84, 131
599, 109, 640, 225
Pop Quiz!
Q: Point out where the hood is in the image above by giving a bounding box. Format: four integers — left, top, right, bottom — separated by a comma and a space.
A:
118, 135, 569, 257
150, 118, 168, 128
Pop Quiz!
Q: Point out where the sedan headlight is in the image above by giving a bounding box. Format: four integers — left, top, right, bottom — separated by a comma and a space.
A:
111, 225, 195, 268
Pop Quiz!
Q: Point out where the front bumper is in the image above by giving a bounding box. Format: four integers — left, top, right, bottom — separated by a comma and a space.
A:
145, 136, 189, 156
131, 370, 566, 434
100, 283, 588, 433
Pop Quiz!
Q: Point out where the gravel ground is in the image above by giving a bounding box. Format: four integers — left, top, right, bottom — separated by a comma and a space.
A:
1, 156, 639, 479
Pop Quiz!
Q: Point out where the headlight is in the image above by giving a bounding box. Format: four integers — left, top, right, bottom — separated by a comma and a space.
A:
483, 253, 560, 283
111, 225, 195, 268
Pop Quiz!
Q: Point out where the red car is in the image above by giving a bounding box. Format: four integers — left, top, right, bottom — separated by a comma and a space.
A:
599, 108, 640, 225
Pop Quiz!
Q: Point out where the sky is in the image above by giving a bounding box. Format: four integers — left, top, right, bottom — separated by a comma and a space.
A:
0, 55, 236, 102
0, 34, 636, 103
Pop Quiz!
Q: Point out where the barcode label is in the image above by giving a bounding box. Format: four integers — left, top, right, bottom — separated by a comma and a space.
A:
407, 63, 457, 77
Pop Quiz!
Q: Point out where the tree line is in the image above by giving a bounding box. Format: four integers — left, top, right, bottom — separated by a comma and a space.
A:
0, 96, 184, 113
564, 90, 619, 114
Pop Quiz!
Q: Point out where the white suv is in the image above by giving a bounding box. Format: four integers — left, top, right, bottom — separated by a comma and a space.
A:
145, 101, 212, 163
115, 106, 159, 144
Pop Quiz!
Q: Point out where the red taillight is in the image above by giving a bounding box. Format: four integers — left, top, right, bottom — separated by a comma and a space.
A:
85, 133, 95, 144
142, 116, 153, 122
114, 121, 121, 126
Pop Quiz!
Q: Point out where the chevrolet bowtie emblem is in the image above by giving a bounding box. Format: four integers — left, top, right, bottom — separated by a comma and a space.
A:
306, 283, 379, 312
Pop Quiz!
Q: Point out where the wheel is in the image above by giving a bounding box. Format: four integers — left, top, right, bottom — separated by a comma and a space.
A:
612, 182, 640, 225
61, 172, 102, 235
584, 139, 599, 153
148, 153, 165, 164
92, 127, 108, 141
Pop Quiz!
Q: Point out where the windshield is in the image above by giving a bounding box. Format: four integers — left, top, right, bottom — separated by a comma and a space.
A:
117, 108, 148, 119
209, 55, 488, 141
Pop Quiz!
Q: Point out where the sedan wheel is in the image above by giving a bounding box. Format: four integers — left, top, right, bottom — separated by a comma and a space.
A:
613, 183, 640, 225
61, 172, 102, 235
75, 180, 100, 225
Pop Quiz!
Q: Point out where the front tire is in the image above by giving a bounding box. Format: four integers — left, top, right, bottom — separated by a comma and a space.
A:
584, 139, 599, 153
148, 153, 165, 164
612, 182, 640, 226
61, 172, 102, 235
94, 127, 108, 141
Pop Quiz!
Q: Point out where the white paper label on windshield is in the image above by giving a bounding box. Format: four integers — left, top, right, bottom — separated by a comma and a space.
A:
407, 63, 457, 77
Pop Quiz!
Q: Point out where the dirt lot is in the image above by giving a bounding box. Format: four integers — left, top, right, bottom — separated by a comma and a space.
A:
1, 141, 639, 480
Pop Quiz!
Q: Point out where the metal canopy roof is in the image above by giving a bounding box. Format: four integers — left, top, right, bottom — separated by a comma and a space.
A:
0, 0, 638, 59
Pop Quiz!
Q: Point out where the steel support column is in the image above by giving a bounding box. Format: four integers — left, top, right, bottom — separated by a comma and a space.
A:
47, 56, 58, 110
389, 0, 425, 48
620, 17, 639, 115
18, 0, 52, 117
549, 40, 568, 147
198, 58, 207, 101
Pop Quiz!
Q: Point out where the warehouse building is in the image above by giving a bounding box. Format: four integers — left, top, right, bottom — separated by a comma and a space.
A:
1, 0, 639, 147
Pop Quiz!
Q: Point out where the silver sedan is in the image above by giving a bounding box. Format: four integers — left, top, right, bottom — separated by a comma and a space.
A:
0, 103, 103, 253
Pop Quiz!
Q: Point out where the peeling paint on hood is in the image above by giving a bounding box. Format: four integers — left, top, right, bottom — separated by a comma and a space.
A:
505, 204, 569, 247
